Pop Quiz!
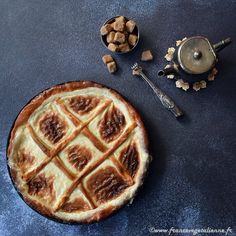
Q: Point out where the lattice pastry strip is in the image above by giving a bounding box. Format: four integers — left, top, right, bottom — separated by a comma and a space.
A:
7, 81, 150, 223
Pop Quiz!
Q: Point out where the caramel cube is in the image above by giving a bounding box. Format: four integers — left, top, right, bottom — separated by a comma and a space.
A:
107, 61, 117, 73
102, 55, 113, 64
100, 24, 112, 36
108, 43, 118, 52
141, 50, 153, 61
114, 32, 126, 43
128, 34, 138, 46
106, 31, 115, 43
113, 20, 125, 32
126, 20, 136, 33
116, 16, 125, 23
119, 43, 130, 52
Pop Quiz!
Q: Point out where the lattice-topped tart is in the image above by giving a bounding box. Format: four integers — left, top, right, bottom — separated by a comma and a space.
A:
7, 81, 150, 223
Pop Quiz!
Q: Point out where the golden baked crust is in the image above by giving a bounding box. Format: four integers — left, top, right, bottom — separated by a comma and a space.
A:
7, 81, 150, 223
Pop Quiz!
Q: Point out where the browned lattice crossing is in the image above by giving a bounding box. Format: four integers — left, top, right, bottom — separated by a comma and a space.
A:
24, 97, 138, 212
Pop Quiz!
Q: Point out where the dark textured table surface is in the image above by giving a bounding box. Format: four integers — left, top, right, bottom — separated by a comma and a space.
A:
0, 1, 236, 235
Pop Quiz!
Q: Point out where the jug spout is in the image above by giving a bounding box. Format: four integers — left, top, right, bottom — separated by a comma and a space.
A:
213, 37, 232, 52
158, 65, 178, 77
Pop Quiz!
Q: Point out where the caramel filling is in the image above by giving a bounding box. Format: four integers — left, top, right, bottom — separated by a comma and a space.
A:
17, 149, 35, 174
99, 106, 126, 143
119, 143, 139, 177
87, 166, 129, 204
28, 174, 55, 202
39, 112, 67, 144
66, 145, 92, 171
69, 96, 99, 115
61, 197, 90, 212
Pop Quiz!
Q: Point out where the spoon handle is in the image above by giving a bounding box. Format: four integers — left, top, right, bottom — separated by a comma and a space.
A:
139, 71, 183, 118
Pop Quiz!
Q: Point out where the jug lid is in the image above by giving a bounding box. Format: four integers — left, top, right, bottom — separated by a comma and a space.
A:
178, 36, 216, 74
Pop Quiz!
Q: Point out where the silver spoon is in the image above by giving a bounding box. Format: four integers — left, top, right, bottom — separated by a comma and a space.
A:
131, 63, 183, 118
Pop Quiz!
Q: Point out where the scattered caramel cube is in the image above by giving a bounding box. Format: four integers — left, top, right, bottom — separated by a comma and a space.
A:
102, 55, 113, 64
141, 50, 153, 61
107, 61, 117, 73
128, 34, 138, 46
102, 55, 117, 73
119, 43, 130, 52
100, 24, 112, 36
106, 31, 115, 43
114, 32, 126, 43
126, 20, 136, 33
113, 20, 125, 32
108, 43, 118, 52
